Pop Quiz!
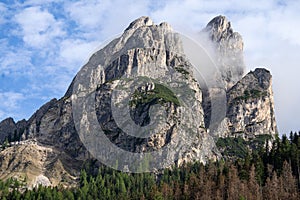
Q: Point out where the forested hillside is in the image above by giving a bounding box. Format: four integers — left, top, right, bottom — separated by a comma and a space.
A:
0, 132, 299, 200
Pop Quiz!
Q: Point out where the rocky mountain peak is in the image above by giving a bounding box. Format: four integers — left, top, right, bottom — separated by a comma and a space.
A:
205, 15, 233, 42
0, 117, 15, 125
203, 15, 245, 90
72, 16, 220, 172
124, 16, 154, 31
251, 68, 272, 89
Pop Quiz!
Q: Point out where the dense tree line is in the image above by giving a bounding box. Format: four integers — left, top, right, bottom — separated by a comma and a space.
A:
0, 132, 299, 199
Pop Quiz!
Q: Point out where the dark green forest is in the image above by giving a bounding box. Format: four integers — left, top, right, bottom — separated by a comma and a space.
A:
0, 132, 299, 200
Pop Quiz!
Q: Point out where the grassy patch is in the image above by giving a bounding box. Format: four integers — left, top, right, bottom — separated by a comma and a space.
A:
129, 83, 180, 107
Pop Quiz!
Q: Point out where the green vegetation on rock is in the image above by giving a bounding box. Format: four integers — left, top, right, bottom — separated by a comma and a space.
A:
129, 83, 180, 107
217, 134, 273, 158
233, 89, 268, 102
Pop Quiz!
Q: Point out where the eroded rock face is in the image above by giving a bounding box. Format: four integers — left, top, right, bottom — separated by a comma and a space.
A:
0, 141, 79, 188
71, 17, 220, 171
226, 68, 277, 138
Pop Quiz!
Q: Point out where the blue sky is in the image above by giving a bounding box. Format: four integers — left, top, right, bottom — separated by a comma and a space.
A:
0, 0, 299, 134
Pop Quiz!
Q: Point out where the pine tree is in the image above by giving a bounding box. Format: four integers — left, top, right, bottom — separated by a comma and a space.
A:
2, 138, 9, 150
79, 169, 88, 199
246, 165, 261, 200
279, 161, 298, 199
227, 164, 240, 200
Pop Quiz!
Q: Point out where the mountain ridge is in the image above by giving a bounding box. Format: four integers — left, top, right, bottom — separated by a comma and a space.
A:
0, 15, 277, 187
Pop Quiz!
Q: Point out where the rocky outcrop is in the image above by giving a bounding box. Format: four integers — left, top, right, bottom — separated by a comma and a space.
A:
226, 68, 277, 138
0, 117, 26, 143
0, 97, 89, 187
0, 118, 16, 143
23, 97, 88, 160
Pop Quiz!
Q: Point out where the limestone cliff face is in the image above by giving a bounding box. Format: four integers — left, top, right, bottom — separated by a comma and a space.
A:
71, 16, 220, 171
23, 98, 88, 160
226, 68, 277, 138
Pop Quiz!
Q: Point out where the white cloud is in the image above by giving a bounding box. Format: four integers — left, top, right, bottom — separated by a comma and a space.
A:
22, 0, 63, 6
0, 3, 7, 24
59, 39, 99, 68
14, 6, 65, 48
64, 0, 151, 39
0, 39, 33, 76
64, 0, 111, 30
0, 92, 24, 112
268, 3, 300, 46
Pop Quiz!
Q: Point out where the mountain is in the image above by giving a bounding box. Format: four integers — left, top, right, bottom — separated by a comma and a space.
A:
201, 16, 277, 140
0, 16, 277, 187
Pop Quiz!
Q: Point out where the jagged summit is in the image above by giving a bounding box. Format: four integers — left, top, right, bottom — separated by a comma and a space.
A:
205, 15, 233, 42
228, 68, 272, 94
124, 16, 172, 33
250, 68, 272, 89
124, 16, 154, 31
203, 15, 245, 89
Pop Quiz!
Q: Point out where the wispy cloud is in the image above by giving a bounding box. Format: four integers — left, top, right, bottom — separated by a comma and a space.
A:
14, 6, 65, 48
0, 92, 24, 118
64, 0, 153, 39
59, 39, 99, 68
0, 40, 33, 76
64, 0, 110, 30
0, 3, 7, 24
